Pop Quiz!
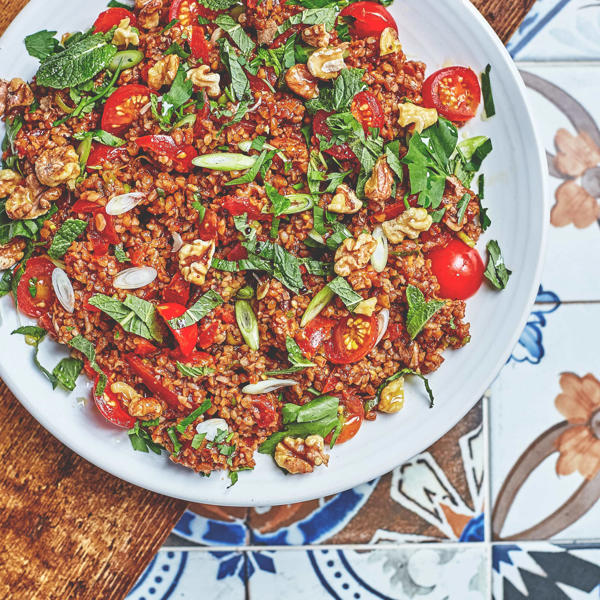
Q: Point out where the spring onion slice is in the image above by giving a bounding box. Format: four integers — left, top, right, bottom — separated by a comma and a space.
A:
192, 153, 257, 171
281, 194, 315, 215
235, 300, 259, 350
371, 225, 388, 273
300, 285, 334, 328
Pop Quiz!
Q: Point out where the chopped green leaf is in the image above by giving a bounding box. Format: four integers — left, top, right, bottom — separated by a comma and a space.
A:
24, 30, 59, 60
176, 399, 212, 433
68, 334, 107, 395
215, 15, 255, 56
114, 244, 129, 263
176, 362, 216, 378
484, 240, 511, 290
481, 64, 496, 118
165, 41, 190, 59
168, 289, 223, 329
306, 68, 366, 114
191, 432, 207, 449
275, 7, 339, 37
52, 357, 84, 391
375, 368, 435, 408
405, 284, 445, 339
48, 218, 87, 259
456, 193, 470, 226
327, 276, 363, 311
265, 183, 290, 216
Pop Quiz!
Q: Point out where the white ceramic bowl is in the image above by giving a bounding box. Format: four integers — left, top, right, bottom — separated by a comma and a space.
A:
0, 0, 547, 505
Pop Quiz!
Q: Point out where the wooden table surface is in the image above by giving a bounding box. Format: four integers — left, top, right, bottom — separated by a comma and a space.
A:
0, 1, 534, 598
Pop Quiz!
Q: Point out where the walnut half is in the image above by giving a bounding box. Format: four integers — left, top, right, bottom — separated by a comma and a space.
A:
301, 24, 331, 48
35, 145, 81, 189
398, 103, 438, 134
285, 64, 319, 100
307, 44, 348, 80
334, 232, 377, 277
179, 239, 216, 286
0, 78, 34, 117
5, 174, 60, 221
0, 238, 26, 270
187, 65, 221, 98
328, 184, 362, 214
382, 207, 433, 243
364, 156, 394, 202
148, 55, 180, 90
274, 435, 329, 474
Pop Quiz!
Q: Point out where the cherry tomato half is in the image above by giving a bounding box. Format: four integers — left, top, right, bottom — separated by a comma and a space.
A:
422, 66, 481, 123
427, 239, 484, 300
93, 375, 136, 428
16, 257, 56, 318
351, 91, 384, 133
163, 272, 191, 305
126, 354, 181, 407
157, 302, 198, 357
93, 8, 136, 33
251, 395, 278, 428
71, 201, 120, 250
325, 391, 365, 445
326, 314, 378, 365
135, 135, 197, 173
340, 1, 397, 38
197, 207, 219, 240
101, 84, 151, 134
87, 142, 128, 170
221, 196, 270, 221
313, 110, 356, 162
295, 315, 336, 359
169, 0, 216, 29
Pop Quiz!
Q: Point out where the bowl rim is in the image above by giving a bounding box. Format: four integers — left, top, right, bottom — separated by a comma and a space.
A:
0, 0, 548, 505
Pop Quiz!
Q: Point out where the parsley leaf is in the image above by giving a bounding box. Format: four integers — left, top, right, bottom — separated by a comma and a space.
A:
405, 285, 446, 339
484, 240, 511, 290
168, 289, 223, 329
24, 30, 60, 60
47, 218, 87, 259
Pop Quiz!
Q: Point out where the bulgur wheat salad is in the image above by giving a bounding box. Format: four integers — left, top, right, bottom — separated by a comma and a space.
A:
0, 0, 511, 483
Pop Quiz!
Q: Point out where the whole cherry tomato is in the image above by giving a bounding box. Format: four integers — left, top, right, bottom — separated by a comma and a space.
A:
325, 391, 365, 445
325, 314, 379, 365
313, 111, 356, 161
190, 25, 210, 62
126, 354, 181, 407
16, 257, 56, 318
340, 1, 397, 38
250, 395, 278, 428
427, 239, 484, 300
295, 315, 336, 358
351, 91, 385, 133
157, 303, 198, 357
92, 375, 136, 428
93, 8, 136, 33
135, 135, 197, 173
86, 142, 128, 170
102, 85, 151, 134
163, 272, 191, 305
422, 66, 481, 123
197, 320, 218, 349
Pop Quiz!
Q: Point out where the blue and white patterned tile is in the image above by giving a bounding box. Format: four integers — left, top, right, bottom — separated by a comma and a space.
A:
247, 546, 488, 600
492, 543, 600, 599
126, 550, 245, 600
490, 303, 600, 542
509, 0, 600, 61
520, 65, 600, 301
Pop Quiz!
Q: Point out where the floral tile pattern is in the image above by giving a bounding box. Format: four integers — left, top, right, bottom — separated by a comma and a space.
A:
492, 543, 600, 599
130, 2, 600, 597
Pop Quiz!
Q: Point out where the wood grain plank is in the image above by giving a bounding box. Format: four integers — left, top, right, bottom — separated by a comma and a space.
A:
0, 0, 534, 598
0, 383, 188, 600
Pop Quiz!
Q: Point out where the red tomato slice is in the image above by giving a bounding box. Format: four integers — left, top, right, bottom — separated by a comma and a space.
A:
93, 8, 136, 33
163, 272, 190, 305
313, 110, 356, 161
325, 391, 364, 445
169, 0, 216, 26
87, 142, 128, 170
157, 302, 198, 357
221, 197, 270, 221
197, 207, 219, 240
197, 320, 218, 349
226, 242, 248, 261
135, 135, 197, 173
71, 198, 103, 213
422, 66, 481, 123
322, 369, 340, 394
295, 315, 336, 359
427, 239, 484, 300
16, 257, 56, 318
134, 338, 157, 356
351, 91, 384, 133
75, 202, 119, 250
215, 305, 235, 324
326, 314, 378, 365
126, 354, 181, 407
190, 25, 210, 62
102, 85, 151, 134
93, 376, 136, 428
251, 395, 278, 428
340, 1, 397, 38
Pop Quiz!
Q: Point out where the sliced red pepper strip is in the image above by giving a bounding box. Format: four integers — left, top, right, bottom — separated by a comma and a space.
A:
126, 354, 181, 408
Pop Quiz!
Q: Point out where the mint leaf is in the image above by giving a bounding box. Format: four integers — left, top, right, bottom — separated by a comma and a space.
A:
215, 15, 255, 56
484, 240, 511, 290
176, 362, 216, 378
266, 336, 318, 376
12, 326, 59, 387
481, 64, 496, 118
405, 284, 445, 339
327, 276, 363, 311
24, 30, 59, 60
165, 42, 190, 59
52, 357, 83, 391
168, 289, 223, 329
47, 218, 87, 259
36, 34, 117, 88
275, 7, 338, 37
306, 68, 366, 113
68, 334, 107, 394
0, 203, 58, 245
198, 0, 238, 9
265, 183, 290, 216
163, 66, 193, 112
219, 39, 249, 101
